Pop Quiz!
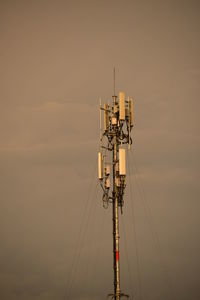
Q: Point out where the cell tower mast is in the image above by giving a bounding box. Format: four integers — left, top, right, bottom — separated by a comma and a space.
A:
98, 70, 134, 300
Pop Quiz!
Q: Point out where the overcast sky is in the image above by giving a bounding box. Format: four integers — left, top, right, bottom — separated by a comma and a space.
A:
0, 1, 200, 300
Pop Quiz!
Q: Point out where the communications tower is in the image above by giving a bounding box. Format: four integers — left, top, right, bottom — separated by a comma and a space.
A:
98, 70, 134, 300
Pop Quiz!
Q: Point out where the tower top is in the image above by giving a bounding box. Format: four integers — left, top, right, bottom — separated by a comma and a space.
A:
113, 67, 116, 96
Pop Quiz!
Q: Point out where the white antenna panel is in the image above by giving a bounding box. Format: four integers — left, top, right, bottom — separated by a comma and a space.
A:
119, 92, 125, 120
98, 152, 103, 179
119, 148, 126, 175
130, 98, 134, 126
104, 103, 109, 130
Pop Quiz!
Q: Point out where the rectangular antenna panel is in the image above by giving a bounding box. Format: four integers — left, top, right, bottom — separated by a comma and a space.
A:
98, 152, 103, 179
119, 148, 126, 175
119, 92, 125, 120
130, 98, 134, 126
104, 103, 109, 130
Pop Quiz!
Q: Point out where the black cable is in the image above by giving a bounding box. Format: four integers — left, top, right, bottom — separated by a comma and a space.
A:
83, 185, 99, 291
121, 215, 134, 300
90, 201, 107, 296
67, 180, 99, 299
63, 159, 98, 300
127, 152, 143, 300
130, 152, 174, 299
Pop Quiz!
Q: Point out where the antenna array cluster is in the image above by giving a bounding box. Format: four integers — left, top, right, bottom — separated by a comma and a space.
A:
98, 92, 134, 211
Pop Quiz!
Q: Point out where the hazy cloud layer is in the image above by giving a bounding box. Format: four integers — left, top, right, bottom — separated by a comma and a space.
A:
0, 1, 200, 300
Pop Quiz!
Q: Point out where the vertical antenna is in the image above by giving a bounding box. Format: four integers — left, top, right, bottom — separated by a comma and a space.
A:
113, 67, 117, 105
114, 67, 116, 96
99, 97, 102, 144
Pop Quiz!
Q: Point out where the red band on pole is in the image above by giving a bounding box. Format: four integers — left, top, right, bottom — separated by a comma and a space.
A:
116, 250, 119, 261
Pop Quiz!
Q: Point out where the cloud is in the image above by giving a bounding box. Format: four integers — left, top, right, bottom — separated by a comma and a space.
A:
0, 1, 200, 300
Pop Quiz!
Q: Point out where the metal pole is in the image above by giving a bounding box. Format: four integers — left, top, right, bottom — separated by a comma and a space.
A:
112, 100, 120, 300
112, 141, 117, 299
